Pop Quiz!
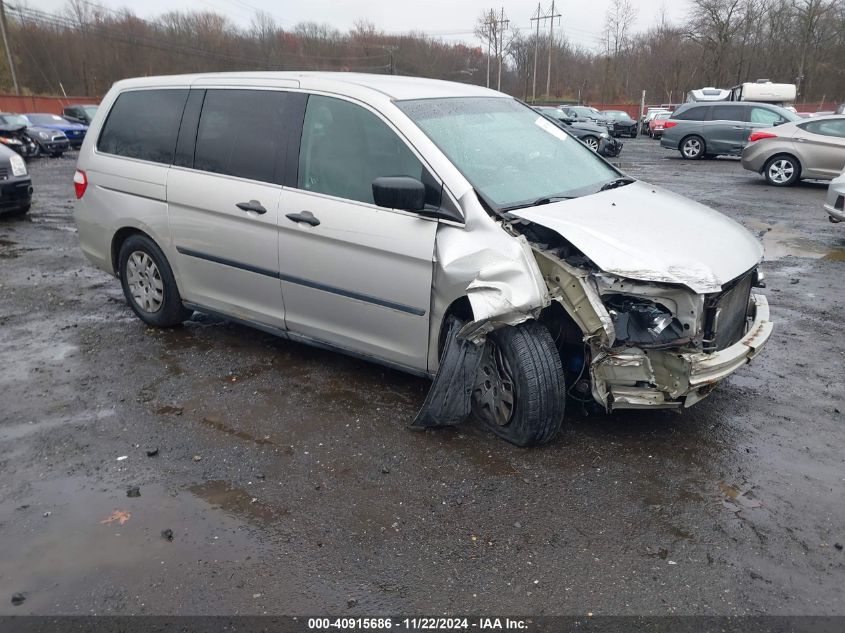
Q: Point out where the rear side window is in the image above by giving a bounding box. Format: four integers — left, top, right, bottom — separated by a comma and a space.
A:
801, 119, 845, 138
98, 89, 188, 163
709, 105, 747, 122
675, 106, 707, 121
194, 89, 291, 184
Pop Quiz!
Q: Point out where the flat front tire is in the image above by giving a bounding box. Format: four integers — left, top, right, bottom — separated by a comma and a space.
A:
471, 321, 565, 447
118, 234, 191, 328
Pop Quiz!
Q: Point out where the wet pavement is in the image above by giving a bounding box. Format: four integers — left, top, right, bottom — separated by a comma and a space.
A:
1, 140, 843, 615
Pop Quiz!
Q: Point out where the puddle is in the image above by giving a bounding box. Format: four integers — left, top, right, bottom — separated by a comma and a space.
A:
189, 480, 286, 526
718, 481, 763, 510
200, 416, 275, 445
747, 221, 845, 260
0, 477, 264, 613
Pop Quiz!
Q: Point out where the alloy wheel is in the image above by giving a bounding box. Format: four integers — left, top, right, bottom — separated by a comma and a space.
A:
584, 136, 599, 152
768, 159, 795, 184
682, 138, 702, 158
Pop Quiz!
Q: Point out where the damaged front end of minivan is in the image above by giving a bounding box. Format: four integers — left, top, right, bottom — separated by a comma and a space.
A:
415, 193, 773, 427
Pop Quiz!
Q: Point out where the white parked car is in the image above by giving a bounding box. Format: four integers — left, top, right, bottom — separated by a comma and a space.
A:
825, 169, 845, 223
73, 72, 773, 446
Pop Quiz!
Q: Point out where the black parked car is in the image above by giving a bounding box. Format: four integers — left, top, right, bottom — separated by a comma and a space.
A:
603, 110, 638, 137
534, 107, 622, 157
62, 104, 98, 125
0, 143, 33, 218
0, 113, 69, 157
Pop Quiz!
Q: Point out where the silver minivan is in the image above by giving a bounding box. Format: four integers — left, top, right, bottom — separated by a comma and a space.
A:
74, 72, 773, 446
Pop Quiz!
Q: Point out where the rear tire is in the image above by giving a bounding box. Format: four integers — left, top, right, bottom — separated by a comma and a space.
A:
763, 154, 801, 187
118, 234, 191, 328
680, 135, 706, 159
471, 321, 565, 447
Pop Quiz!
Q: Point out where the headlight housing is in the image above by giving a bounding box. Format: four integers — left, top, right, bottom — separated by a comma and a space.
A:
604, 295, 685, 345
9, 154, 27, 177
600, 132, 610, 139
37, 131, 49, 140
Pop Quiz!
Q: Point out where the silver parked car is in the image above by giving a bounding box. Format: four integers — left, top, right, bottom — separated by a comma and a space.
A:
661, 102, 801, 159
825, 169, 845, 222
73, 73, 773, 446
741, 116, 845, 186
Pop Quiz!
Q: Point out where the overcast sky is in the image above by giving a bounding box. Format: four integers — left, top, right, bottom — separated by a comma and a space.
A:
35, 0, 688, 51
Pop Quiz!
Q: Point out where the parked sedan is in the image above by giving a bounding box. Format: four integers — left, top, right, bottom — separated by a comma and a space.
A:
561, 105, 615, 132
62, 104, 98, 125
648, 112, 672, 139
23, 113, 87, 148
741, 116, 845, 186
0, 143, 32, 217
603, 110, 637, 137
0, 113, 68, 157
534, 107, 622, 156
824, 169, 845, 222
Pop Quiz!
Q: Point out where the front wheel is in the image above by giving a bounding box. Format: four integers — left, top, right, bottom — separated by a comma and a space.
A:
680, 135, 705, 159
471, 321, 565, 447
118, 234, 191, 327
764, 155, 801, 186
582, 135, 599, 152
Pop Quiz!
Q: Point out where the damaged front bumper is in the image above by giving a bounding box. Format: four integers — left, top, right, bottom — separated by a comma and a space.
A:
592, 293, 773, 409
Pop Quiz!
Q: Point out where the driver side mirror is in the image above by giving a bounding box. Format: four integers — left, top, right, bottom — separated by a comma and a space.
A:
372, 176, 426, 212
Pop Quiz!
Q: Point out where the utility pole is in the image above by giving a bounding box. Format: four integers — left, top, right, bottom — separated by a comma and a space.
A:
496, 7, 509, 91
545, 0, 561, 99
530, 3, 543, 102
0, 0, 19, 95
485, 10, 493, 88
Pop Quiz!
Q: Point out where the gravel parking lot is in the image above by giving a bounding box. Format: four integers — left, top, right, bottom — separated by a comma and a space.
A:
1, 139, 843, 616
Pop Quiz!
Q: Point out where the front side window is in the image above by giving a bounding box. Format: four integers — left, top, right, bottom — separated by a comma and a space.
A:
751, 105, 800, 125
98, 89, 188, 164
298, 95, 425, 205
397, 97, 619, 210
801, 119, 845, 138
194, 89, 290, 184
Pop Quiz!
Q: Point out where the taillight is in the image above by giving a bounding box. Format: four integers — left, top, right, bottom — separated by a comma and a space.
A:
73, 169, 87, 199
663, 121, 677, 129
748, 131, 777, 143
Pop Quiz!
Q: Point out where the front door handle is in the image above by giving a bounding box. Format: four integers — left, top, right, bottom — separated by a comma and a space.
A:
732, 126, 744, 130
285, 210, 321, 227
236, 200, 267, 214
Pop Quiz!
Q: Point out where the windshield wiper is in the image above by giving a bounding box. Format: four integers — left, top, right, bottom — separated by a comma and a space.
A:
599, 177, 635, 192
501, 195, 574, 212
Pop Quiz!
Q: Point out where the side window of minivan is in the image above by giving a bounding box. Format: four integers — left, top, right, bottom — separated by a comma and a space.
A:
98, 89, 188, 163
709, 105, 747, 122
750, 107, 785, 126
298, 95, 429, 206
675, 106, 708, 121
193, 89, 291, 184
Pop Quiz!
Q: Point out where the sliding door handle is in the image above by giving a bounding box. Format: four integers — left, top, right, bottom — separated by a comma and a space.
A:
285, 211, 321, 227
236, 200, 267, 214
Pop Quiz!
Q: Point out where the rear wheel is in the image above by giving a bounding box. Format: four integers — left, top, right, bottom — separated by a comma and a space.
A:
582, 135, 599, 152
680, 135, 705, 159
118, 234, 191, 327
764, 155, 801, 186
471, 321, 565, 447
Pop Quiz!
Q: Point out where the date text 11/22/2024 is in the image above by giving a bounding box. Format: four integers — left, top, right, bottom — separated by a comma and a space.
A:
307, 618, 529, 630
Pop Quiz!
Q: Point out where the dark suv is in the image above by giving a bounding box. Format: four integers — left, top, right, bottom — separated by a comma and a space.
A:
660, 102, 800, 159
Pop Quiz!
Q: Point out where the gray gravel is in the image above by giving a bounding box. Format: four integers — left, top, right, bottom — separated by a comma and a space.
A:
0, 140, 843, 615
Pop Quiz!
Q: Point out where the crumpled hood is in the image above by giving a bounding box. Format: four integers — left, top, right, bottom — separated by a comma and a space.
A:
510, 181, 763, 294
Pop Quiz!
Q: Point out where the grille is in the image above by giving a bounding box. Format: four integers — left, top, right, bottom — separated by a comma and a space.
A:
0, 166, 8, 180
836, 195, 844, 211
703, 270, 754, 352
